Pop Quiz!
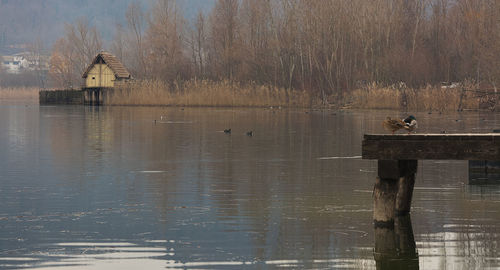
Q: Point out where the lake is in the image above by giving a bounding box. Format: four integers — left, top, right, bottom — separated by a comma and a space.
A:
1, 104, 500, 269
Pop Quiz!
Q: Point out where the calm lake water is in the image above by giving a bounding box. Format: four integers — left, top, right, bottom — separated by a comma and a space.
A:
1, 103, 500, 269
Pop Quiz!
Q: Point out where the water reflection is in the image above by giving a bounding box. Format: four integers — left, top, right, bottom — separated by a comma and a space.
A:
1, 241, 168, 269
469, 160, 500, 184
418, 225, 500, 270
0, 105, 500, 269
374, 215, 418, 270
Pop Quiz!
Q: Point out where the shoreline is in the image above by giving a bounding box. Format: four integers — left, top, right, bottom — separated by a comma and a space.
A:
1, 81, 494, 112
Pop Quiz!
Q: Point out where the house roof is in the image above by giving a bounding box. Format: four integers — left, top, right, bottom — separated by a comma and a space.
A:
82, 52, 130, 79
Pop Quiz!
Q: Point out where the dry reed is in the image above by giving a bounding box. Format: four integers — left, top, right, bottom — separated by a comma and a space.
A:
107, 79, 312, 107
347, 82, 479, 111
106, 79, 483, 111
0, 87, 39, 101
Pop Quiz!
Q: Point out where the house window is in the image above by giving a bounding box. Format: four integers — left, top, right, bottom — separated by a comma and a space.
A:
3, 62, 9, 65
92, 76, 95, 80
13, 61, 19, 65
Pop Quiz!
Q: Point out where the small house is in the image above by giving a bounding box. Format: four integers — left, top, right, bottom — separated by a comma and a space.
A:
82, 52, 130, 88
1, 55, 28, 74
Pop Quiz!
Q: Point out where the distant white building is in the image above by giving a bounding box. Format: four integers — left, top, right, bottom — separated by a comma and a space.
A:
1, 55, 28, 74
1, 52, 49, 74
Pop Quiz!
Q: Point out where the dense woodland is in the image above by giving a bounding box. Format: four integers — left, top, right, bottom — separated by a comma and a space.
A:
49, 0, 500, 102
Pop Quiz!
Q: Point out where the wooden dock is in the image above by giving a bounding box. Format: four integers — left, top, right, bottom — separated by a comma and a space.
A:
39, 87, 112, 105
362, 133, 500, 227
39, 90, 83, 104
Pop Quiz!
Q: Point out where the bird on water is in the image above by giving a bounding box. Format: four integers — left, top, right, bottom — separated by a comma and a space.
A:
224, 129, 231, 134
383, 115, 417, 134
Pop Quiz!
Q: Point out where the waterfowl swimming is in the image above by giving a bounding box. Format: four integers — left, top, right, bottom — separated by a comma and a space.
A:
246, 131, 253, 136
224, 129, 231, 134
403, 115, 417, 134
382, 117, 406, 134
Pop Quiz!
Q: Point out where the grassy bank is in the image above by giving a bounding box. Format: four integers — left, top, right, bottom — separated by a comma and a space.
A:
0, 82, 487, 111
345, 82, 480, 111
108, 80, 313, 107
107, 79, 487, 111
0, 87, 39, 101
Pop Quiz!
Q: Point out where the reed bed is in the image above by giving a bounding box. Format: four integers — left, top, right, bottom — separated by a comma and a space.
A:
107, 79, 312, 107
347, 82, 479, 111
107, 79, 484, 111
0, 87, 39, 101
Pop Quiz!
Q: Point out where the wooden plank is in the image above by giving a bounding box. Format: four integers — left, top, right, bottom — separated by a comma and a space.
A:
39, 90, 83, 105
364, 133, 500, 140
363, 134, 500, 160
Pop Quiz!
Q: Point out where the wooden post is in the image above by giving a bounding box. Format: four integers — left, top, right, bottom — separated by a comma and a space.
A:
396, 160, 417, 216
373, 176, 398, 228
83, 87, 105, 106
97, 88, 101, 105
374, 160, 417, 227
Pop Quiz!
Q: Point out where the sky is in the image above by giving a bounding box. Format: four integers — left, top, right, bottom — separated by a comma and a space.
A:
0, 0, 215, 54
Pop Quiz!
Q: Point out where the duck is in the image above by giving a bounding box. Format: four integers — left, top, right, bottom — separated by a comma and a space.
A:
246, 131, 253, 137
224, 128, 231, 134
382, 117, 406, 134
403, 115, 417, 134
383, 115, 417, 134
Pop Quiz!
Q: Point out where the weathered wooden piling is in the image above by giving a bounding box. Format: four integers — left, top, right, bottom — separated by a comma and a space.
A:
83, 87, 114, 105
373, 176, 398, 227
363, 133, 500, 226
84, 87, 102, 105
373, 160, 417, 227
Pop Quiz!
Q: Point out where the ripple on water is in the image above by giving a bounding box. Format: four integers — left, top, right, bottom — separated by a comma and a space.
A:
1, 241, 170, 269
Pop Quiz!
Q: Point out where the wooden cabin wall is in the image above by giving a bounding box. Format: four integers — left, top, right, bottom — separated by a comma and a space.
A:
85, 64, 115, 88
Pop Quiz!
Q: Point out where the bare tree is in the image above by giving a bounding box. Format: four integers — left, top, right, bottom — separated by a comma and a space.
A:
209, 0, 240, 80
189, 11, 207, 78
147, 0, 188, 81
48, 17, 102, 88
126, 1, 147, 78
65, 17, 103, 74
110, 23, 126, 62
49, 38, 75, 88
47, 0, 500, 99
239, 0, 273, 84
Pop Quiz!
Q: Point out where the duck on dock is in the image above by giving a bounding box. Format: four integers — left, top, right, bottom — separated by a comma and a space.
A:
403, 115, 417, 134
383, 115, 417, 134
383, 117, 405, 134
